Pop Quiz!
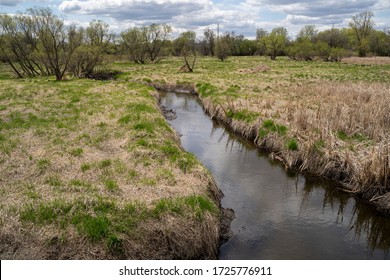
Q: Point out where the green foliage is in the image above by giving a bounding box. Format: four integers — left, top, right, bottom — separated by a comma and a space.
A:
260, 27, 288, 60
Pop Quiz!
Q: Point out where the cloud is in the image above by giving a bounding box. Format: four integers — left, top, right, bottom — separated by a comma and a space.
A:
59, 0, 211, 22
0, 0, 24, 6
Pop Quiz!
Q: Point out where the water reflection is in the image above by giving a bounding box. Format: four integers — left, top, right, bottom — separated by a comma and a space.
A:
159, 91, 390, 260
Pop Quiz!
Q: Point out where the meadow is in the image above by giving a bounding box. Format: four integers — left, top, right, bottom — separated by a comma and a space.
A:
1, 55, 389, 259
0, 64, 220, 259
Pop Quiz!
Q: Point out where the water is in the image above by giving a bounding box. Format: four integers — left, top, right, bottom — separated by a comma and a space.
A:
159, 91, 390, 260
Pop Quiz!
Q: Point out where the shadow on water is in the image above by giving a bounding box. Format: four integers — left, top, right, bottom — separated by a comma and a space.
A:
302, 175, 390, 258
159, 91, 390, 260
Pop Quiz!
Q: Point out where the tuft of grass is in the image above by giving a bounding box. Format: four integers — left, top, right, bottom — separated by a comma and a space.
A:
336, 130, 348, 141
259, 119, 288, 137
226, 109, 259, 123
69, 148, 83, 157
133, 121, 154, 133
37, 159, 51, 171
287, 138, 299, 151
46, 175, 62, 187
196, 83, 217, 97
99, 159, 112, 169
69, 179, 93, 189
177, 154, 197, 173
81, 216, 110, 241
118, 114, 132, 125
80, 163, 91, 172
104, 179, 119, 191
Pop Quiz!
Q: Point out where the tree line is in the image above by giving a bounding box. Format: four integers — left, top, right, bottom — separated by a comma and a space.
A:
1, 8, 389, 80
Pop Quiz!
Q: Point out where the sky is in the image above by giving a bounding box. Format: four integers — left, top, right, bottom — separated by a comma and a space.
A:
1, 0, 390, 38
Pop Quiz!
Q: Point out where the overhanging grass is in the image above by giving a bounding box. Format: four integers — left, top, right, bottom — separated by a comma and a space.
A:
20, 194, 218, 242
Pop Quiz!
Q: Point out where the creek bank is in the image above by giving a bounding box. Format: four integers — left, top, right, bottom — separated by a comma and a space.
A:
152, 82, 390, 215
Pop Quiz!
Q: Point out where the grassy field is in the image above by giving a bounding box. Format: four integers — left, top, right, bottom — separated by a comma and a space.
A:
1, 55, 390, 259
114, 56, 390, 211
0, 65, 221, 259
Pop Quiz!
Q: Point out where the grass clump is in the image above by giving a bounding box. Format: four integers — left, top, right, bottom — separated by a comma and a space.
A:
99, 159, 112, 169
104, 179, 119, 191
69, 148, 83, 157
46, 175, 62, 187
226, 109, 259, 123
80, 163, 92, 172
196, 83, 217, 97
37, 159, 51, 171
286, 138, 299, 151
259, 119, 288, 138
80, 216, 110, 241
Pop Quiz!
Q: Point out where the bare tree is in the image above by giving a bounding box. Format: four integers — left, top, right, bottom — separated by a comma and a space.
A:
349, 11, 374, 57
0, 13, 45, 77
176, 31, 197, 72
144, 24, 172, 63
28, 8, 82, 80
215, 32, 232, 61
121, 24, 171, 64
297, 25, 318, 42
203, 27, 216, 56
121, 27, 148, 64
69, 20, 112, 77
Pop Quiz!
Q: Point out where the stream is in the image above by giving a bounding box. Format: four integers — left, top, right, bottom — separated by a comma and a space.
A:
159, 91, 390, 260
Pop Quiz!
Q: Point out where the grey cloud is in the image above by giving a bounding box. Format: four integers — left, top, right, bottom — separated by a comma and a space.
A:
249, 0, 379, 17
0, 0, 24, 6
59, 0, 208, 21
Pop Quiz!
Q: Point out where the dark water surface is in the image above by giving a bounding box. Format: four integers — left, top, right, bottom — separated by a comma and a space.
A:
159, 91, 390, 260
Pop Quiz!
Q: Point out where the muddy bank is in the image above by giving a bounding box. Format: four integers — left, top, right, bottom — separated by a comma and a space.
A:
152, 82, 390, 215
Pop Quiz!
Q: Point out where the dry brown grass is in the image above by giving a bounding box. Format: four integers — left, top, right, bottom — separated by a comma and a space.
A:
199, 80, 390, 208
343, 56, 390, 65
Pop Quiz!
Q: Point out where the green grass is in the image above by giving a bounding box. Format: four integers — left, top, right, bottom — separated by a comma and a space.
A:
196, 83, 217, 97
104, 179, 119, 191
259, 119, 288, 138
286, 138, 299, 151
80, 163, 92, 172
99, 159, 112, 169
20, 194, 218, 243
226, 109, 260, 123
37, 159, 51, 171
69, 148, 83, 157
